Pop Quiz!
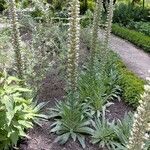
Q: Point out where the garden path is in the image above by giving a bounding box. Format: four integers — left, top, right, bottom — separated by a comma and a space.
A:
99, 30, 150, 79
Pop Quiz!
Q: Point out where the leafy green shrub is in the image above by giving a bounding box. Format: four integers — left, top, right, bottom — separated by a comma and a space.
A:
114, 112, 133, 149
87, 0, 95, 11
0, 71, 47, 149
103, 52, 144, 108
127, 21, 150, 36
116, 61, 145, 108
30, 7, 44, 19
78, 67, 121, 117
81, 9, 93, 27
113, 3, 150, 26
49, 93, 93, 148
91, 110, 118, 149
20, 0, 31, 8
112, 24, 150, 52
114, 111, 149, 150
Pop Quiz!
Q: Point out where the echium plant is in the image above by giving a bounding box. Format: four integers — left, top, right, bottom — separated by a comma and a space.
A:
9, 0, 23, 79
104, 0, 114, 48
67, 0, 80, 93
127, 71, 150, 150
90, 0, 103, 70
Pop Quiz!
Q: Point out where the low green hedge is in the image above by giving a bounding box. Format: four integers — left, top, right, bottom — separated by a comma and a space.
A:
112, 24, 150, 53
108, 52, 144, 108
116, 60, 145, 108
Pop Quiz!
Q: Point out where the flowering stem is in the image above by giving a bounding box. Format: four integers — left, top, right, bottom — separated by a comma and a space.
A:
127, 73, 150, 150
67, 0, 80, 93
90, 0, 103, 70
104, 0, 114, 48
101, 0, 114, 71
9, 0, 23, 79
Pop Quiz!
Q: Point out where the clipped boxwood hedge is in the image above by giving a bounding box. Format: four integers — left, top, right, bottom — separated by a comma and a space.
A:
112, 24, 150, 53
116, 60, 145, 108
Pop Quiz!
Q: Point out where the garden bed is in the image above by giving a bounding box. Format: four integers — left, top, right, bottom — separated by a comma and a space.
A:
0, 0, 149, 149
18, 68, 133, 150
17, 40, 134, 150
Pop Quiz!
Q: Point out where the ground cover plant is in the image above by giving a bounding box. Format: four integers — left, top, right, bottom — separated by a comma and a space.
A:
0, 0, 149, 150
0, 70, 47, 149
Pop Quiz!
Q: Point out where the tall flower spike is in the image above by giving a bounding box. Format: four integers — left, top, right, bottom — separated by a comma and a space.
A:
127, 71, 150, 150
67, 0, 80, 93
9, 0, 23, 79
90, 0, 103, 69
104, 0, 114, 48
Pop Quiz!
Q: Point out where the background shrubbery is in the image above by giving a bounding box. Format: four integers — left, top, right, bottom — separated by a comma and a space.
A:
112, 24, 150, 52
113, 3, 150, 26
127, 21, 150, 36
0, 0, 6, 12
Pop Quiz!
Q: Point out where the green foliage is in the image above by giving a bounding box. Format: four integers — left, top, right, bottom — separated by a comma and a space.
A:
91, 110, 118, 149
78, 63, 121, 117
50, 0, 68, 11
20, 0, 31, 8
113, 112, 133, 149
80, 0, 95, 14
0, 71, 47, 149
49, 0, 95, 14
112, 24, 150, 52
116, 61, 145, 108
50, 93, 93, 148
102, 51, 144, 108
78, 71, 110, 117
81, 9, 93, 27
31, 7, 44, 19
0, 0, 6, 12
114, 111, 149, 149
0, 29, 13, 71
16, 15, 67, 92
113, 3, 150, 25
81, 26, 144, 108
127, 21, 150, 36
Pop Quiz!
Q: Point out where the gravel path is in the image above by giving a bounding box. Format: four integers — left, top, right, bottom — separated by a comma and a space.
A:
99, 30, 150, 79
